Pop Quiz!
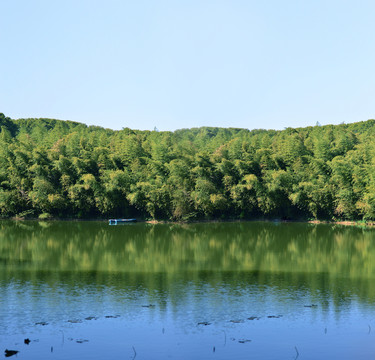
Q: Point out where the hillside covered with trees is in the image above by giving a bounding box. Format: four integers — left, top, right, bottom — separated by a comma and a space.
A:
1, 112, 375, 221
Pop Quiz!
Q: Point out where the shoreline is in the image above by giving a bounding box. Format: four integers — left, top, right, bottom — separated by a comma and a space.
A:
308, 219, 375, 227
3, 216, 375, 227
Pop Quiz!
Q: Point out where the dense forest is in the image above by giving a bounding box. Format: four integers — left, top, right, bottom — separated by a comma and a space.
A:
1, 112, 375, 221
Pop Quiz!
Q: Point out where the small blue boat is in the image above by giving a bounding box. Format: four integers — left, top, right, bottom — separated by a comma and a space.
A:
109, 218, 137, 225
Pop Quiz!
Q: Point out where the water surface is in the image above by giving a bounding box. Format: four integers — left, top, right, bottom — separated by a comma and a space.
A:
0, 221, 375, 359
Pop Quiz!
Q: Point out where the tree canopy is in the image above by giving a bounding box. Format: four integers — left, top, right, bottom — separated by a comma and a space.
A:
1, 112, 375, 221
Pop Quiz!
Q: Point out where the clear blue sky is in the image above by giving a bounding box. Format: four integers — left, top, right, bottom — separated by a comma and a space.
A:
1, 0, 375, 131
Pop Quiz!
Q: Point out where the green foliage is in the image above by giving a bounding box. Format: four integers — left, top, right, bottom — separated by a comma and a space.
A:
1, 114, 375, 220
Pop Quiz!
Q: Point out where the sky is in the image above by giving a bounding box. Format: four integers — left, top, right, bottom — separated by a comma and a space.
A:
1, 0, 375, 132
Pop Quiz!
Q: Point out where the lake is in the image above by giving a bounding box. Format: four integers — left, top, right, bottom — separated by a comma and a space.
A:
0, 220, 375, 359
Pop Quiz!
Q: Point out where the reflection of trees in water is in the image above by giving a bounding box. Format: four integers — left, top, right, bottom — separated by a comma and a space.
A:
2, 269, 374, 316
1, 220, 375, 304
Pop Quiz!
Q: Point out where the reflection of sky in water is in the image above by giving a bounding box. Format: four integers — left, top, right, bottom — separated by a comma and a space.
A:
0, 221, 375, 359
1, 272, 375, 359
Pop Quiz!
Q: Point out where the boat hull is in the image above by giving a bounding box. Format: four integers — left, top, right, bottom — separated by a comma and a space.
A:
109, 219, 137, 225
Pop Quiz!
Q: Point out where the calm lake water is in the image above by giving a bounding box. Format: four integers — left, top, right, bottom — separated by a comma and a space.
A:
1, 220, 375, 359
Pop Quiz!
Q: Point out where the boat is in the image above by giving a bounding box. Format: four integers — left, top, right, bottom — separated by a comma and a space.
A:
109, 218, 137, 225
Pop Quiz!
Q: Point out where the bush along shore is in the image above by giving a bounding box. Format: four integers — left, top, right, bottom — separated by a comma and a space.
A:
2, 112, 375, 222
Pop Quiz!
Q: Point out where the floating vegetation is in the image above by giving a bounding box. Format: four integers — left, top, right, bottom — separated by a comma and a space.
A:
230, 319, 244, 323
294, 346, 299, 359
68, 319, 83, 323
238, 339, 252, 343
247, 316, 261, 320
76, 339, 89, 344
35, 322, 48, 326
267, 315, 283, 318
222, 330, 227, 346
197, 321, 211, 326
4, 350, 19, 357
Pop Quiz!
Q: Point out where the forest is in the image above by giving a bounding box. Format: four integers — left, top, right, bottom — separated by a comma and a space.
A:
1, 112, 375, 221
